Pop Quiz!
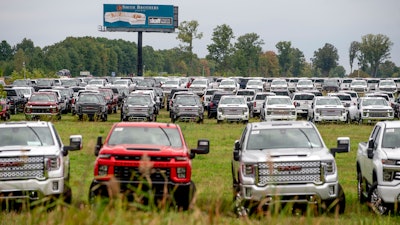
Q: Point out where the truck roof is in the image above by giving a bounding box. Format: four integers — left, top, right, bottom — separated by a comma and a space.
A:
113, 122, 179, 129
0, 121, 51, 128
248, 121, 315, 130
378, 120, 400, 129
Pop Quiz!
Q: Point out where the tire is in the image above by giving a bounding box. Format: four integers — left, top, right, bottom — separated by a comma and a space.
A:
368, 182, 390, 215
174, 181, 196, 211
357, 170, 366, 203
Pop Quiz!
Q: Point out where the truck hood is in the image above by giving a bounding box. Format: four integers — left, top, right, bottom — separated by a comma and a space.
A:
381, 148, 400, 159
0, 145, 60, 157
100, 144, 188, 156
242, 147, 332, 162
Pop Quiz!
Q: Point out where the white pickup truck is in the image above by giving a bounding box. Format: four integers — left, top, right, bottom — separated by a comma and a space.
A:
232, 121, 350, 216
0, 121, 82, 209
356, 120, 400, 215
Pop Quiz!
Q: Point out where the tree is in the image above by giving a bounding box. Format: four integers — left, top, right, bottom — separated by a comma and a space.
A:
232, 33, 264, 76
358, 34, 393, 77
258, 51, 280, 77
312, 43, 339, 76
206, 24, 234, 73
378, 60, 398, 78
275, 41, 305, 77
0, 41, 13, 61
176, 20, 203, 76
176, 20, 203, 54
349, 41, 360, 74
275, 41, 292, 76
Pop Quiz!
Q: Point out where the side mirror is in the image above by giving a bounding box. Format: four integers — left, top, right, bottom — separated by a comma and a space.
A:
63, 135, 82, 156
330, 137, 350, 157
190, 139, 210, 159
367, 139, 375, 159
233, 140, 240, 161
95, 136, 103, 156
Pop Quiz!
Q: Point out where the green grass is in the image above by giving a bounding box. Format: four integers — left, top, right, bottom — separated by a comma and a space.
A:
1, 110, 400, 225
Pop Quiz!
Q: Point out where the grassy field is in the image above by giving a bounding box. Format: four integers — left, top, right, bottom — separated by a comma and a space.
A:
1, 109, 400, 225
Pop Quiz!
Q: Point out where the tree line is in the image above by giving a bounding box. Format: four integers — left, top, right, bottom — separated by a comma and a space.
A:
0, 21, 398, 81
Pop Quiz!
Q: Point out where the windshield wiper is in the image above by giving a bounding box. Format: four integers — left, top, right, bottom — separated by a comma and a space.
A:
27, 126, 44, 146
158, 126, 172, 146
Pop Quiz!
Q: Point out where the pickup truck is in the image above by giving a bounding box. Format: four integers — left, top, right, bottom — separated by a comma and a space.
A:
0, 121, 82, 209
232, 121, 350, 216
89, 122, 209, 210
356, 120, 400, 215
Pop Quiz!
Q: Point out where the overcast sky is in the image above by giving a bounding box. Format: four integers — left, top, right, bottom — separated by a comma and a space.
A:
1, 0, 399, 74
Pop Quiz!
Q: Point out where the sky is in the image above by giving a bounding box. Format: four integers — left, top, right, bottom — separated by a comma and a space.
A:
1, 0, 399, 74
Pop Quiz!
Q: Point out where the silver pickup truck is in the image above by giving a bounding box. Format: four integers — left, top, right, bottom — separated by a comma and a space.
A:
0, 121, 82, 209
232, 121, 349, 216
356, 120, 400, 215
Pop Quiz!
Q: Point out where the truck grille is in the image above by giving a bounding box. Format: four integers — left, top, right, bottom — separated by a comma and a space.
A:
257, 161, 321, 185
320, 109, 342, 116
0, 156, 45, 180
128, 106, 149, 114
114, 166, 171, 182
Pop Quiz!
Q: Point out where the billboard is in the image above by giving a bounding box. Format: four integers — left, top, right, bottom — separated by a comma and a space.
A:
103, 4, 178, 33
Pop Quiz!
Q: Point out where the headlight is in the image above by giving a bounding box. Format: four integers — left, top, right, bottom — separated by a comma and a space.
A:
242, 164, 255, 176
322, 161, 335, 176
45, 155, 61, 171
382, 159, 397, 165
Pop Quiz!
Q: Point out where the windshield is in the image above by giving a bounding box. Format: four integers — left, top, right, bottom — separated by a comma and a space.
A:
247, 128, 323, 150
220, 97, 245, 104
30, 94, 57, 102
0, 127, 54, 146
127, 95, 151, 105
362, 98, 388, 106
267, 97, 291, 105
79, 94, 101, 103
108, 126, 182, 147
175, 96, 198, 105
316, 98, 341, 105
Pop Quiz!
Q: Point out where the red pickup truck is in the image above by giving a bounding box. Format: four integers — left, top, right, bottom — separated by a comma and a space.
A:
89, 122, 209, 210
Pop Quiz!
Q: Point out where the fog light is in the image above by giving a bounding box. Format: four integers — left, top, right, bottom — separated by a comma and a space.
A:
245, 188, 252, 198
98, 165, 108, 176
52, 181, 59, 191
177, 167, 186, 178
329, 185, 335, 196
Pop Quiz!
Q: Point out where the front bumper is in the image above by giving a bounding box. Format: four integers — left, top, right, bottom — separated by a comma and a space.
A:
0, 177, 65, 201
239, 181, 339, 204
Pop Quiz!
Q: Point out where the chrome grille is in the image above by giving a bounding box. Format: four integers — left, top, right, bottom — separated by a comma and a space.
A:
320, 109, 341, 116
0, 156, 45, 180
257, 161, 321, 185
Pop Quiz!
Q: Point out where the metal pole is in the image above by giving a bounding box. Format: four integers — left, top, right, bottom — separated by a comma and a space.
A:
137, 32, 143, 76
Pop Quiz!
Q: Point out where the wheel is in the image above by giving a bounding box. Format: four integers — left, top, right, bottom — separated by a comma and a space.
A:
347, 113, 351, 124
174, 181, 196, 211
102, 114, 107, 122
368, 182, 390, 215
357, 170, 366, 203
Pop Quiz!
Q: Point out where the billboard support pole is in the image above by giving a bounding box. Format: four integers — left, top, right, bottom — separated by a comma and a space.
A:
137, 31, 143, 76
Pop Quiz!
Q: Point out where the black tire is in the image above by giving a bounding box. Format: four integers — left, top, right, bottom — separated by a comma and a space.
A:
174, 182, 196, 211
357, 170, 366, 204
368, 182, 390, 215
